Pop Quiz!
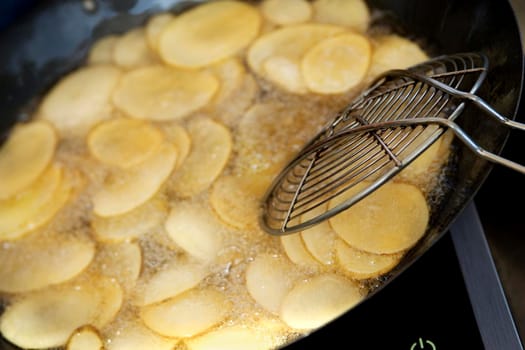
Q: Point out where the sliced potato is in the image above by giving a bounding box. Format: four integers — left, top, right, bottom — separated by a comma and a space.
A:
207, 58, 245, 108
88, 35, 119, 65
40, 65, 121, 135
161, 123, 191, 170
335, 239, 402, 279
106, 321, 177, 350
280, 273, 362, 329
92, 197, 168, 242
113, 28, 157, 69
171, 118, 232, 198
186, 325, 273, 350
261, 0, 312, 25
158, 0, 261, 68
92, 276, 124, 327
300, 204, 337, 265
280, 234, 319, 267
139, 261, 209, 306
245, 254, 296, 314
0, 234, 95, 293
146, 13, 175, 52
141, 289, 231, 338
96, 242, 142, 290
92, 142, 177, 217
87, 118, 164, 168
67, 326, 103, 350
262, 56, 308, 94
312, 0, 370, 32
213, 74, 259, 128
164, 205, 223, 261
329, 182, 429, 254
301, 32, 371, 94
0, 121, 57, 199
112, 65, 218, 121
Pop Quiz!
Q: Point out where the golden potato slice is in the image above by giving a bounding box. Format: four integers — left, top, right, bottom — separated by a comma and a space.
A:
301, 32, 371, 94
87, 118, 164, 168
113, 28, 157, 69
161, 123, 191, 170
67, 326, 103, 350
186, 325, 273, 350
141, 289, 231, 338
146, 13, 175, 52
40, 65, 121, 135
335, 239, 402, 279
368, 34, 429, 78
88, 35, 119, 65
261, 0, 312, 25
0, 121, 57, 199
112, 65, 218, 121
92, 197, 168, 242
0, 234, 95, 293
106, 321, 177, 350
280, 234, 319, 267
280, 273, 362, 329
246, 254, 296, 314
262, 56, 308, 94
158, 0, 261, 68
312, 0, 370, 32
171, 118, 232, 198
139, 261, 208, 306
164, 205, 223, 261
96, 242, 142, 290
300, 205, 337, 265
329, 182, 429, 254
92, 142, 177, 217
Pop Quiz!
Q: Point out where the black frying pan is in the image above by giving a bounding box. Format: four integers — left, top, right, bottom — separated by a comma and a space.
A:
0, 0, 522, 349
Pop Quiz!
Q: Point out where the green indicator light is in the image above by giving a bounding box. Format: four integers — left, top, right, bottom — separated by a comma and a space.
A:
410, 337, 436, 350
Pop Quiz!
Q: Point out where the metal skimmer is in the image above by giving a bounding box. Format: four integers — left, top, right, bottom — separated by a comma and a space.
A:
261, 52, 525, 235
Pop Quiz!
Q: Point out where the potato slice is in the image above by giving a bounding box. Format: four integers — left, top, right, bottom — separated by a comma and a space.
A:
92, 276, 124, 327
171, 118, 232, 198
67, 326, 103, 350
312, 0, 370, 32
335, 239, 402, 279
92, 197, 168, 242
207, 58, 245, 108
280, 234, 319, 267
261, 0, 312, 25
368, 34, 429, 78
87, 118, 164, 168
96, 242, 142, 290
247, 24, 345, 93
112, 65, 218, 121
280, 273, 362, 329
141, 289, 231, 338
301, 32, 371, 94
214, 73, 259, 128
106, 321, 177, 350
245, 254, 296, 314
300, 204, 337, 265
113, 28, 157, 69
146, 13, 175, 52
161, 123, 191, 170
139, 261, 209, 306
158, 0, 261, 68
88, 35, 119, 65
0, 234, 95, 293
0, 121, 57, 199
329, 182, 429, 254
92, 142, 176, 217
164, 205, 223, 261
186, 325, 273, 350
40, 65, 121, 135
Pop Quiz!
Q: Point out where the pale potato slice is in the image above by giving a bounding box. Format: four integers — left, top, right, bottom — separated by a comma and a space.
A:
247, 24, 345, 93
67, 326, 103, 350
312, 0, 370, 32
40, 65, 121, 135
87, 118, 164, 168
112, 65, 218, 121
0, 121, 57, 199
368, 34, 429, 78
0, 234, 95, 293
207, 58, 245, 108
92, 276, 124, 328
171, 118, 232, 198
261, 0, 312, 25
146, 13, 175, 52
280, 273, 362, 329
161, 123, 191, 170
164, 205, 223, 261
335, 239, 402, 279
186, 325, 273, 350
300, 204, 337, 265
213, 74, 259, 128
328, 182, 429, 254
113, 28, 157, 69
280, 234, 319, 267
158, 0, 261, 68
92, 142, 177, 217
141, 289, 231, 338
301, 32, 371, 94
106, 321, 177, 350
139, 261, 209, 306
245, 254, 296, 314
92, 197, 168, 242
88, 35, 119, 65
96, 242, 142, 290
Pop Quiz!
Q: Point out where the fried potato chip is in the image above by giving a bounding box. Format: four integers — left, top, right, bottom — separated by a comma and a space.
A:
159, 0, 261, 68
300, 204, 337, 265
66, 326, 103, 350
88, 35, 119, 65
280, 234, 319, 267
96, 241, 142, 290
113, 28, 158, 69
207, 58, 245, 108
213, 74, 259, 128
112, 65, 218, 121
160, 123, 191, 170
0, 121, 57, 199
312, 0, 370, 32
186, 325, 273, 350
261, 0, 312, 25
146, 13, 175, 52
92, 276, 124, 328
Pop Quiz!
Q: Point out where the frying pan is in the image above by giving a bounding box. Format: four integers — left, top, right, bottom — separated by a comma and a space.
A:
0, 0, 522, 349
